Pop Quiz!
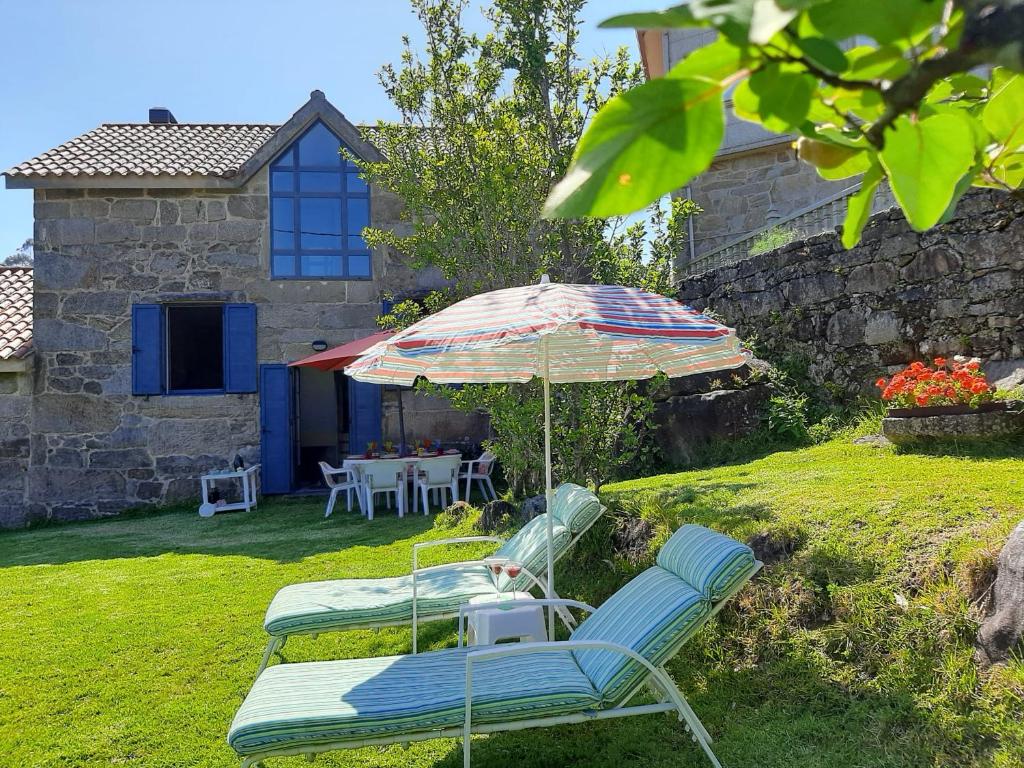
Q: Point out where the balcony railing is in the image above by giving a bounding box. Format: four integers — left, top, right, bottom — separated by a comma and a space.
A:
679, 181, 897, 279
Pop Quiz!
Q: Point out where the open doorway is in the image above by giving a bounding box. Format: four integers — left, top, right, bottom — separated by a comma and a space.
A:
293, 367, 348, 489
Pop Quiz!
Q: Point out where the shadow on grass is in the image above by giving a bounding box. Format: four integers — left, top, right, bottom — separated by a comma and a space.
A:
892, 439, 1024, 461
423, 649, 976, 768
0, 494, 438, 568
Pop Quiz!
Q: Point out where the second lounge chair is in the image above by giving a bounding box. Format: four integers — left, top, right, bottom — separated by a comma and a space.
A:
257, 483, 605, 673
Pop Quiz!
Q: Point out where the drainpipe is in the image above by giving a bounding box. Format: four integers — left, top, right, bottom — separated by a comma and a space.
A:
685, 184, 696, 269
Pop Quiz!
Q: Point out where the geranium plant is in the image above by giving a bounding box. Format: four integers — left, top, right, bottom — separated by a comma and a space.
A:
876, 357, 994, 409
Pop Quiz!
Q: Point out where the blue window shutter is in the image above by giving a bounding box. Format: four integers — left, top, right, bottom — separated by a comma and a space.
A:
348, 378, 383, 453
131, 304, 163, 395
260, 364, 294, 493
224, 303, 257, 393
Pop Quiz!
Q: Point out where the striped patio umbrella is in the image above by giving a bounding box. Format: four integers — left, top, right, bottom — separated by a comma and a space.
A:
346, 278, 747, 635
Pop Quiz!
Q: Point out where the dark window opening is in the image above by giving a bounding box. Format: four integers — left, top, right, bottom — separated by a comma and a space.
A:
167, 305, 224, 392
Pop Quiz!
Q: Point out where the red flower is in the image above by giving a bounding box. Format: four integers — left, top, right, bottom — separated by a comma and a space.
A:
944, 387, 956, 398
933, 357, 947, 367
875, 377, 887, 389
966, 361, 981, 371
916, 394, 929, 406
972, 381, 989, 394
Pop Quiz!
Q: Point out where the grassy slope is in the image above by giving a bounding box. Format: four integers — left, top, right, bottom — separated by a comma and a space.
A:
0, 438, 1022, 767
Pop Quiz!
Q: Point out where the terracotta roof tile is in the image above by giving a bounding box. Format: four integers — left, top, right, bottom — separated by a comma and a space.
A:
0, 266, 32, 360
3, 123, 279, 180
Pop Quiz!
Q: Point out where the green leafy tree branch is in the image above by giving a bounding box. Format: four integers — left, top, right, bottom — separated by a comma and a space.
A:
544, 0, 1024, 247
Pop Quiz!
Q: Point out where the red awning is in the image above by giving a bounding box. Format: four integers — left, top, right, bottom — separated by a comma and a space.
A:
289, 330, 395, 372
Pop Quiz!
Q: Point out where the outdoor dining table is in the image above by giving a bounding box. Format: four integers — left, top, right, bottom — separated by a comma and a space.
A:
342, 451, 462, 515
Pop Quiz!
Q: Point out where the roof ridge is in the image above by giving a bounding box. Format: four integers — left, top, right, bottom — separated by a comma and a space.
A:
99, 122, 281, 128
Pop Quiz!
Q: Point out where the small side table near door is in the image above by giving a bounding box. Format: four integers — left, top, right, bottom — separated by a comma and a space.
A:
199, 465, 261, 516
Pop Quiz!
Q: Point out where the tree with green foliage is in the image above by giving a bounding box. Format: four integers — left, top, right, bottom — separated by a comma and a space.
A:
544, 0, 1024, 248
362, 0, 695, 492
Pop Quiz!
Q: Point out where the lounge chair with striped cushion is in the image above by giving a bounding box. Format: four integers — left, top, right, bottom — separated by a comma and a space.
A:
257, 483, 605, 672
229, 524, 761, 768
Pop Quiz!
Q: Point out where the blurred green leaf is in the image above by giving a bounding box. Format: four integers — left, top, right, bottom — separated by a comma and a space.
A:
841, 161, 883, 248
669, 37, 749, 81
808, 0, 945, 46
600, 6, 697, 29
982, 71, 1024, 145
794, 36, 848, 73
544, 77, 725, 218
879, 113, 976, 230
746, 65, 815, 130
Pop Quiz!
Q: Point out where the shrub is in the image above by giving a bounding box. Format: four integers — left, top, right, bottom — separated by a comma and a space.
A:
748, 226, 799, 256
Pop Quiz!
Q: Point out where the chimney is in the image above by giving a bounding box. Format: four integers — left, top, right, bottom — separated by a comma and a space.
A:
148, 107, 177, 124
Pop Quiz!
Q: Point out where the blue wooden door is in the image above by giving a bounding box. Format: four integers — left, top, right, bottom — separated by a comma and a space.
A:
348, 378, 382, 454
260, 364, 294, 494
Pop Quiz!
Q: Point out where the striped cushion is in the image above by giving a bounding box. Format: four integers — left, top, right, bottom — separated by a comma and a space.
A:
493, 514, 571, 592
264, 564, 496, 636
551, 483, 602, 535
569, 567, 710, 704
656, 524, 757, 601
229, 648, 600, 755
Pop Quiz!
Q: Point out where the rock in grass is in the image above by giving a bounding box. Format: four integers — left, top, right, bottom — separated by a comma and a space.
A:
975, 520, 1024, 667
477, 499, 517, 533
521, 494, 546, 521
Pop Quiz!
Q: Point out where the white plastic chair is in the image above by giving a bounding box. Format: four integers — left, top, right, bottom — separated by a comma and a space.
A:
459, 451, 497, 502
414, 455, 461, 514
319, 461, 362, 518
361, 461, 406, 521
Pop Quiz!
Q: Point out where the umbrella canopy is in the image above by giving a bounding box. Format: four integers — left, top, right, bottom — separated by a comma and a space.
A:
289, 330, 395, 372
346, 279, 747, 639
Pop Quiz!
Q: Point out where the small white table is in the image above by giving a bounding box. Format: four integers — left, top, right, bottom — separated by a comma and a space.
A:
464, 592, 546, 646
199, 465, 260, 515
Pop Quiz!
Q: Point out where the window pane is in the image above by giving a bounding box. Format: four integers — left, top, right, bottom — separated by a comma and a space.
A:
299, 198, 342, 249
347, 253, 371, 278
272, 253, 297, 277
298, 122, 342, 167
271, 147, 296, 168
347, 198, 369, 232
166, 305, 224, 391
347, 172, 368, 193
272, 198, 294, 250
348, 234, 366, 251
300, 254, 343, 277
271, 171, 294, 192
299, 171, 343, 193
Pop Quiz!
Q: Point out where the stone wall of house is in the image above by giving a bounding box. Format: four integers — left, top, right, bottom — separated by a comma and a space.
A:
19, 169, 467, 527
687, 145, 852, 261
677, 190, 1024, 397
0, 365, 32, 527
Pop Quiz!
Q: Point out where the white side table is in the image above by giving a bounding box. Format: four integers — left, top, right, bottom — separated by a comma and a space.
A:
199, 465, 260, 515
465, 592, 546, 646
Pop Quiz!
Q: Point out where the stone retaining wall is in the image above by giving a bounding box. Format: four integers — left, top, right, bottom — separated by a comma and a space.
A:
678, 190, 1024, 398
0, 367, 32, 527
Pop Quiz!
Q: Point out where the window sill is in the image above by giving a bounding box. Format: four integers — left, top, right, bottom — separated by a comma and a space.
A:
163, 389, 229, 397
270, 276, 373, 282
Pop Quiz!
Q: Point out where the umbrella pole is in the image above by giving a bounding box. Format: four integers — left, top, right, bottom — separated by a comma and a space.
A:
397, 387, 407, 455
542, 338, 555, 641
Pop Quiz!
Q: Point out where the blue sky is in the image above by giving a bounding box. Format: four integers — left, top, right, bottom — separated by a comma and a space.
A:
0, 0, 638, 258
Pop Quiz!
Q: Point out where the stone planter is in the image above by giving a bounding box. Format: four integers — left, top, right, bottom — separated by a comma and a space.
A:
882, 400, 1024, 444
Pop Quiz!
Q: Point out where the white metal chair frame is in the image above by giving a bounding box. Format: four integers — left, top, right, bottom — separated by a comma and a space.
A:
256, 508, 606, 674
318, 462, 362, 518
413, 455, 462, 514
238, 565, 762, 768
361, 461, 407, 521
459, 451, 498, 502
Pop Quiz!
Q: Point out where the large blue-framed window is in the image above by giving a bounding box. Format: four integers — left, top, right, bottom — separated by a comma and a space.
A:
270, 121, 371, 280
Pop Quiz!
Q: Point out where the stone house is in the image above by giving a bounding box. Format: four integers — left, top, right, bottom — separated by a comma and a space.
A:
1, 91, 486, 528
637, 30, 894, 273
0, 266, 33, 523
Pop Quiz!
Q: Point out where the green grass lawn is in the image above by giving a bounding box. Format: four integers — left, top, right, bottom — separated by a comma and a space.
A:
1, 437, 1022, 767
